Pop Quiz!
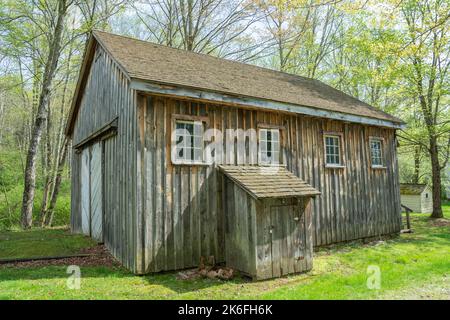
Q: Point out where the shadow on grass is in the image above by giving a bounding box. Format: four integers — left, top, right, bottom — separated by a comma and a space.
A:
0, 262, 251, 295
0, 229, 247, 293
1, 211, 448, 296
141, 271, 250, 294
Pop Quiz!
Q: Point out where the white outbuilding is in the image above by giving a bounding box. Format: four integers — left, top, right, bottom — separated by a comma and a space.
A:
400, 184, 433, 213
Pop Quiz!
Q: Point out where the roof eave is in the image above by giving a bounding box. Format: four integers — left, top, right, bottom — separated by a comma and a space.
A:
131, 79, 405, 130
64, 35, 97, 136
65, 31, 132, 137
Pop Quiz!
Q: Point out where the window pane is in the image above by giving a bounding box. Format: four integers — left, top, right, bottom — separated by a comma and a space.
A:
325, 135, 341, 165
185, 123, 194, 135
194, 122, 202, 136
194, 136, 203, 148
259, 128, 280, 165
176, 147, 184, 159
194, 148, 202, 161
272, 151, 280, 164
272, 130, 279, 141
186, 134, 193, 149
260, 153, 268, 164
370, 139, 383, 166
261, 141, 267, 152
174, 120, 203, 163
259, 129, 267, 141
272, 141, 279, 152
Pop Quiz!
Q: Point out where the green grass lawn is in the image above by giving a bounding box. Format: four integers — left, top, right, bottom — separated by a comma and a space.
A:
0, 228, 96, 261
0, 205, 449, 300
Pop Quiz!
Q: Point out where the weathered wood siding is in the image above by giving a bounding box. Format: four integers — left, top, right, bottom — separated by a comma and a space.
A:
80, 147, 90, 235
90, 141, 103, 242
223, 177, 313, 280
137, 94, 402, 272
70, 151, 82, 233
70, 44, 140, 272
260, 197, 313, 280
223, 179, 258, 277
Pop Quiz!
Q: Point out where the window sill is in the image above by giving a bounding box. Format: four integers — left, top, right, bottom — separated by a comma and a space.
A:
172, 161, 211, 167
325, 164, 345, 169
257, 163, 287, 167
371, 166, 387, 170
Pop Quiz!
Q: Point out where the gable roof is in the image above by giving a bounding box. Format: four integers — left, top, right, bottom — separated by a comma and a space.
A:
400, 184, 428, 195
219, 166, 320, 199
66, 31, 404, 135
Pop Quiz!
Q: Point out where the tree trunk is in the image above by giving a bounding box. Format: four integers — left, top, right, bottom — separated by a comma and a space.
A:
413, 145, 420, 183
20, 0, 69, 229
0, 92, 4, 144
38, 107, 53, 226
44, 138, 69, 227
429, 137, 443, 218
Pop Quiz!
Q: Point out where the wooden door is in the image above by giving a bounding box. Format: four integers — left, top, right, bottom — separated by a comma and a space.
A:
270, 199, 306, 277
80, 148, 90, 236
90, 142, 103, 242
79, 142, 104, 242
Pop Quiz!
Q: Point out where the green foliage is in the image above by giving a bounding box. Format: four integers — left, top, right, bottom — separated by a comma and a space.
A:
0, 150, 71, 231
0, 183, 71, 231
0, 150, 23, 191
0, 205, 448, 299
50, 181, 72, 227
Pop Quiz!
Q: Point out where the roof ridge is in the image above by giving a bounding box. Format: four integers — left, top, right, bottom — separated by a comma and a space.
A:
90, 30, 403, 126
93, 30, 398, 121
93, 30, 320, 82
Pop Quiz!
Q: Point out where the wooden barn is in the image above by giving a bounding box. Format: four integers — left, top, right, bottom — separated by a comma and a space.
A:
65, 31, 405, 276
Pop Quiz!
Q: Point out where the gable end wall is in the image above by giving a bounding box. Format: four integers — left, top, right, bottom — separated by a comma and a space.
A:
70, 44, 140, 273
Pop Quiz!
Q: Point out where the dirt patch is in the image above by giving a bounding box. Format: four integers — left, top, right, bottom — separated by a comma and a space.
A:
0, 245, 120, 269
429, 219, 450, 227
177, 256, 235, 281
177, 267, 235, 281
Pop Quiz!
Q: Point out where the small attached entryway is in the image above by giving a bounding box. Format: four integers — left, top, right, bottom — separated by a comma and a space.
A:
219, 166, 320, 280
80, 141, 104, 243
268, 198, 309, 278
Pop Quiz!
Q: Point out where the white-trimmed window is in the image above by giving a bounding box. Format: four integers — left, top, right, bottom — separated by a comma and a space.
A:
370, 137, 384, 167
324, 134, 343, 166
259, 128, 280, 165
174, 120, 204, 163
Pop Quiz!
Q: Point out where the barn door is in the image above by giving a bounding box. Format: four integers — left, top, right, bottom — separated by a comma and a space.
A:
270, 199, 306, 277
90, 142, 103, 242
80, 148, 90, 235
79, 141, 104, 243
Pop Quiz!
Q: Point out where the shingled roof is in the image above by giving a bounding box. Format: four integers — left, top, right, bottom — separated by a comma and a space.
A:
98, 32, 402, 121
400, 184, 428, 195
66, 31, 404, 135
219, 166, 320, 199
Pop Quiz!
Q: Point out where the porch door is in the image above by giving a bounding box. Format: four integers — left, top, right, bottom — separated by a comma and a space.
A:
80, 141, 103, 243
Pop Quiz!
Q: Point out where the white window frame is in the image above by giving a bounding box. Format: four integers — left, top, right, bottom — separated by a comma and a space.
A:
369, 137, 385, 168
258, 127, 281, 166
172, 114, 208, 165
324, 132, 344, 168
